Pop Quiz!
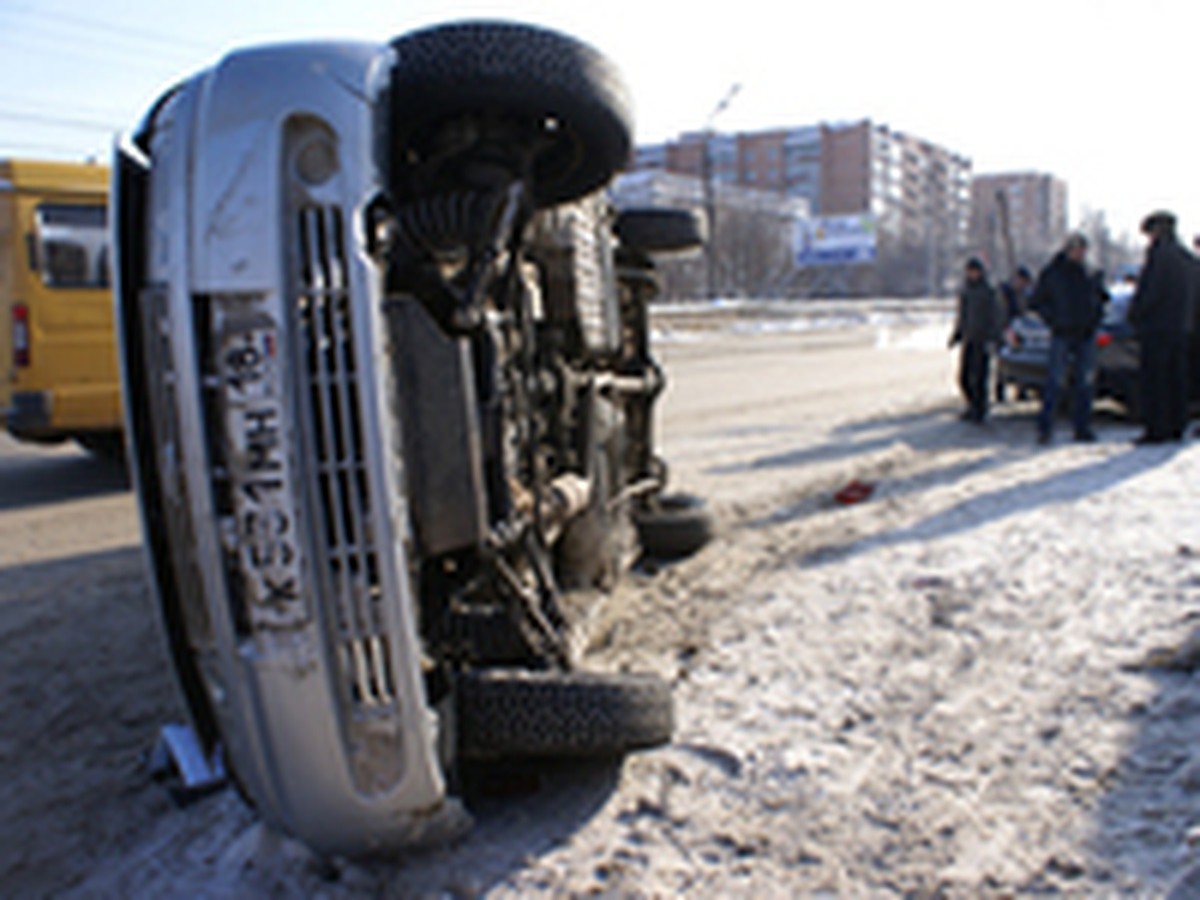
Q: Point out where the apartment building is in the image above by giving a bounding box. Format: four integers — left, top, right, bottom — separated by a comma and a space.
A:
639, 128, 812, 202
634, 120, 972, 295
969, 172, 1068, 272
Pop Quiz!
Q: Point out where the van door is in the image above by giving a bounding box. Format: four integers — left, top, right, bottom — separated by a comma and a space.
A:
22, 198, 118, 435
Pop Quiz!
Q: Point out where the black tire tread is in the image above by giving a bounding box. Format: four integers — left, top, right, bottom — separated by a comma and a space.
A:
634, 492, 714, 560
457, 669, 673, 759
390, 21, 633, 206
76, 431, 127, 464
615, 208, 704, 253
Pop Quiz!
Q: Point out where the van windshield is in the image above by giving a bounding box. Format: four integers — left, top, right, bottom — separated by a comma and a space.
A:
33, 203, 109, 288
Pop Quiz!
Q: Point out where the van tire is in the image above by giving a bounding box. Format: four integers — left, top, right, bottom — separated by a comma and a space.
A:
76, 432, 126, 464
634, 492, 714, 560
615, 208, 705, 253
456, 669, 673, 759
389, 21, 633, 207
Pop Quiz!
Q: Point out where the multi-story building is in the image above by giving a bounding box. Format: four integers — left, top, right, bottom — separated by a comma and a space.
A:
638, 127, 817, 203
634, 120, 972, 296
969, 172, 1068, 273
782, 126, 824, 211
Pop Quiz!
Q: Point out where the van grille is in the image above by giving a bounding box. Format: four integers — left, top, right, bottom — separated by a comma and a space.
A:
295, 205, 396, 712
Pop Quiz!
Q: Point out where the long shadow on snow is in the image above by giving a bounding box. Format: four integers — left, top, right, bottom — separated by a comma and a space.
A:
798, 442, 1181, 568
364, 758, 624, 894
748, 407, 1146, 532
1084, 516, 1200, 894
1088, 658, 1200, 895
737, 403, 1047, 531
708, 398, 1034, 479
830, 405, 958, 438
746, 449, 1011, 531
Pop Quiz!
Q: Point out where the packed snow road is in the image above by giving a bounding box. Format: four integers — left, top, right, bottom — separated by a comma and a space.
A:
2, 316, 1199, 897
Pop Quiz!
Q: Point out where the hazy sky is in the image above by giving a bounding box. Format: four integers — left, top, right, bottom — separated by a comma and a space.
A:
1, 0, 1196, 245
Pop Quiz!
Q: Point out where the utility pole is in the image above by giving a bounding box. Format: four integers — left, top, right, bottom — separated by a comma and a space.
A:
702, 83, 741, 301
995, 188, 1017, 279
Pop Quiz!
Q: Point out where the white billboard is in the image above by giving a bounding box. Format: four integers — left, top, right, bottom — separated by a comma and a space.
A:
795, 214, 877, 266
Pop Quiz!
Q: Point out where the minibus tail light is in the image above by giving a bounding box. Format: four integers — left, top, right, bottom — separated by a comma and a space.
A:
12, 302, 29, 367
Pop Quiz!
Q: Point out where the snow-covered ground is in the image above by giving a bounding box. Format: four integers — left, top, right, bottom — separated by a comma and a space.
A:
4, 313, 1200, 898
651, 297, 953, 344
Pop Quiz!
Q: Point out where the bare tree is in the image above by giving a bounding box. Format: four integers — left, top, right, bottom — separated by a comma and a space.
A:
653, 248, 705, 301
1077, 207, 1141, 276
651, 198, 798, 302
711, 204, 794, 298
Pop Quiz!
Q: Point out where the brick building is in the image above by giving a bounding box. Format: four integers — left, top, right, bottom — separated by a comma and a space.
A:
969, 172, 1069, 273
634, 120, 972, 296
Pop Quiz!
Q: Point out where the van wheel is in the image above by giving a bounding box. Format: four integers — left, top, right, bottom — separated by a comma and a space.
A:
388, 21, 633, 207
456, 669, 673, 759
76, 432, 126, 463
634, 492, 714, 560
615, 208, 705, 253
1123, 392, 1143, 422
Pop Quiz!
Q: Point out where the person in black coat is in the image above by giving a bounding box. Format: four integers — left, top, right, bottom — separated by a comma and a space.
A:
1129, 211, 1195, 443
1030, 234, 1107, 443
949, 258, 1002, 423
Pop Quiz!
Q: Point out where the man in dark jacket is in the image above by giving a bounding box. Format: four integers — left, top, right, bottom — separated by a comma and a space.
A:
1001, 265, 1034, 324
1031, 234, 1106, 443
1129, 211, 1195, 443
949, 258, 1002, 424
996, 266, 1033, 402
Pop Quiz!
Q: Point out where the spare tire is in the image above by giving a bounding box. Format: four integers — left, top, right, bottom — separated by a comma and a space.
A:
634, 492, 714, 560
615, 208, 705, 253
389, 21, 633, 207
456, 669, 673, 759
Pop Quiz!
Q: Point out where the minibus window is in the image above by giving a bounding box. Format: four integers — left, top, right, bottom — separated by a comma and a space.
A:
33, 203, 110, 288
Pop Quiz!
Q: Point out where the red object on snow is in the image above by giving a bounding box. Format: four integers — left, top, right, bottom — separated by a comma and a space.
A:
834, 479, 875, 505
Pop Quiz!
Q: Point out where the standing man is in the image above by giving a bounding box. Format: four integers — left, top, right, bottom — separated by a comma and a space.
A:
996, 265, 1034, 403
1001, 265, 1034, 323
949, 258, 1002, 424
1129, 211, 1194, 443
1031, 234, 1107, 443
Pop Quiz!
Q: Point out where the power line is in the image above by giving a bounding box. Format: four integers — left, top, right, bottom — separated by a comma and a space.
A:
0, 109, 120, 132
0, 93, 132, 122
0, 13, 202, 77
0, 32, 183, 75
5, 3, 212, 54
9, 16, 203, 66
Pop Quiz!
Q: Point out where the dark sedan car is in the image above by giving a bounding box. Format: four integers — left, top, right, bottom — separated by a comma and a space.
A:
997, 282, 1142, 415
